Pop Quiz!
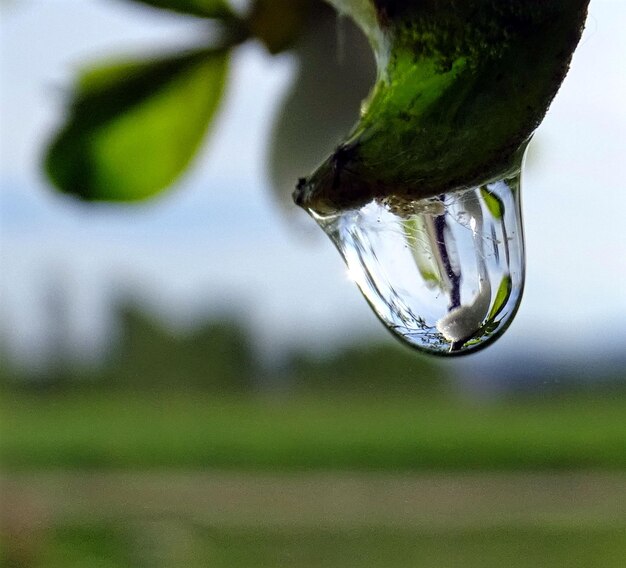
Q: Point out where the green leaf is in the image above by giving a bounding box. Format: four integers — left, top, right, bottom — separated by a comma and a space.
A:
403, 217, 443, 287
127, 0, 234, 19
487, 275, 512, 322
45, 49, 229, 201
296, 0, 590, 214
479, 187, 505, 219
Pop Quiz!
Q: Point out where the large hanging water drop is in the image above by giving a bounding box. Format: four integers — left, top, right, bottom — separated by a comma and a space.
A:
294, 1, 588, 356
310, 174, 524, 355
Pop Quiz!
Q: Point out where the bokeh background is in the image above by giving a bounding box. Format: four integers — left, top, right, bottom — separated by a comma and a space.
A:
1, 1, 625, 567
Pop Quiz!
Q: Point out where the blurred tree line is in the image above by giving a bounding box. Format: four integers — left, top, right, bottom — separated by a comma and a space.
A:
2, 301, 623, 397
0, 303, 448, 395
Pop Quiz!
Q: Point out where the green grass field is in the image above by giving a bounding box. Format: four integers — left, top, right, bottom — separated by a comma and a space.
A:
9, 524, 624, 568
3, 471, 626, 568
1, 390, 625, 471
2, 390, 626, 567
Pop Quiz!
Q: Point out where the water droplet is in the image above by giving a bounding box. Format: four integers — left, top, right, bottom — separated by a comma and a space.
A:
310, 174, 525, 356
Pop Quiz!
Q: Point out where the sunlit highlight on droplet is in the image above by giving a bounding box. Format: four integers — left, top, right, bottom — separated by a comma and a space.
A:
345, 267, 360, 283
310, 175, 525, 356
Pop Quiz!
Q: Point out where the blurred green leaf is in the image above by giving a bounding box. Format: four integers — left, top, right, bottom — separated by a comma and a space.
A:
46, 49, 229, 201
127, 0, 234, 19
269, 6, 375, 212
248, 0, 314, 54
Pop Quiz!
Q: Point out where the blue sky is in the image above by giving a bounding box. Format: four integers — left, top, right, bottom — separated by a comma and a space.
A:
1, 0, 625, 371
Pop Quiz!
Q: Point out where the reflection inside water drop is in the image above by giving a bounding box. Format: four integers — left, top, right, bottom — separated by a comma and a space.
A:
311, 176, 525, 355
